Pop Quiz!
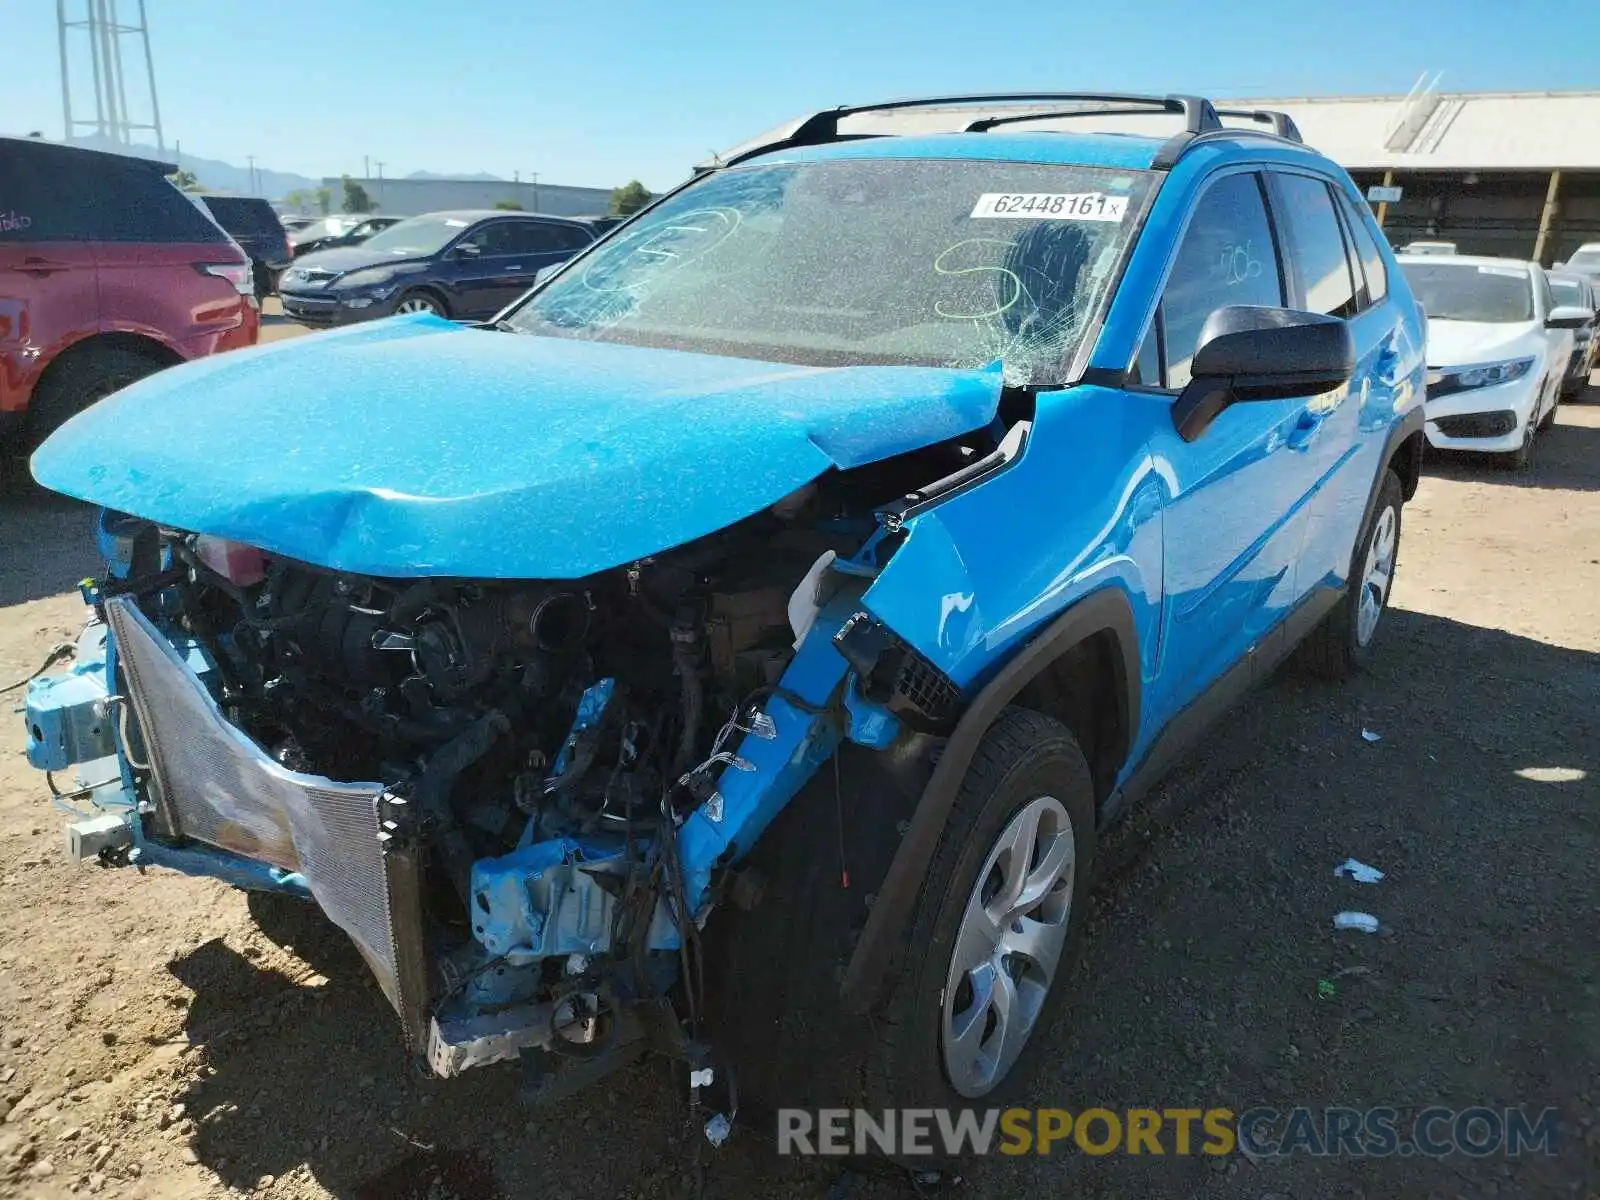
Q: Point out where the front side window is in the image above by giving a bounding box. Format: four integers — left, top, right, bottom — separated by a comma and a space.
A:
505, 158, 1158, 384
1161, 172, 1284, 389
1400, 262, 1533, 323
1271, 173, 1359, 318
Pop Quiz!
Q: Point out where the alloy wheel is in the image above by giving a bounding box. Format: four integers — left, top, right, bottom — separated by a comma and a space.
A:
942, 795, 1076, 1098
1357, 503, 1397, 646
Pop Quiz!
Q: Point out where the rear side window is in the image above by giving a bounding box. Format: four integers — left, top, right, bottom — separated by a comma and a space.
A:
1270, 173, 1359, 318
1337, 193, 1388, 305
1161, 172, 1285, 388
99, 160, 229, 244
0, 142, 104, 242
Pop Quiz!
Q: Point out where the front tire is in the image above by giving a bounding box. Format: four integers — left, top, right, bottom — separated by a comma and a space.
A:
1299, 468, 1403, 679
1501, 420, 1535, 471
394, 290, 447, 317
707, 710, 1096, 1136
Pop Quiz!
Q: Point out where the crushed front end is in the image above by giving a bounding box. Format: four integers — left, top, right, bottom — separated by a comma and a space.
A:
23, 499, 950, 1102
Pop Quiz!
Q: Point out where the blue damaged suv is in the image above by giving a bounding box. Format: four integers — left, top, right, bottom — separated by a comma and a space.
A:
24, 94, 1424, 1124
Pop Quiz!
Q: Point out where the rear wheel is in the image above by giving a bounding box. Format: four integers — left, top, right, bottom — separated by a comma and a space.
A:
27, 345, 165, 450
1299, 469, 1403, 679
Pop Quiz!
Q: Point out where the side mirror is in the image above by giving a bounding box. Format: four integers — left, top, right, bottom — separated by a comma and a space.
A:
1172, 306, 1355, 442
533, 263, 563, 286
1547, 305, 1591, 329
453, 242, 481, 260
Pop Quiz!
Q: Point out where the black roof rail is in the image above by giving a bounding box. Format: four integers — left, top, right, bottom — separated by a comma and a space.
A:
705, 93, 1310, 175
1214, 107, 1304, 143
962, 94, 1220, 134
717, 92, 1222, 169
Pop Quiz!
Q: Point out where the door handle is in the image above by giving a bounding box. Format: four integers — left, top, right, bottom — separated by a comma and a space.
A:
505, 264, 523, 271
1286, 410, 1326, 451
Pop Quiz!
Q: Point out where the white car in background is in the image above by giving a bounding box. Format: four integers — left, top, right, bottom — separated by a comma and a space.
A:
1547, 270, 1598, 397
1398, 254, 1589, 469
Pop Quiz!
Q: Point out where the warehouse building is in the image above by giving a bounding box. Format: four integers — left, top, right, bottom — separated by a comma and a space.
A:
719, 86, 1600, 264
319, 175, 614, 219
1230, 85, 1600, 265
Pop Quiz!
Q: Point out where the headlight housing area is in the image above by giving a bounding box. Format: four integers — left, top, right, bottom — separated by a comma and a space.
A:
1429, 356, 1535, 398
334, 268, 398, 293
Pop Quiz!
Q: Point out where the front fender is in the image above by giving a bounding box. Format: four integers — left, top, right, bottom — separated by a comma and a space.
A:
838, 585, 1141, 1013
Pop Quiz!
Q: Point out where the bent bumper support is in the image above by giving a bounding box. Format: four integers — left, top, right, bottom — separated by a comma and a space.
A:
105, 597, 432, 1048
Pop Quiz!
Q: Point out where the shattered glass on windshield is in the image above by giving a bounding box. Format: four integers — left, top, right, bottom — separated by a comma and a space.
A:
508, 159, 1155, 384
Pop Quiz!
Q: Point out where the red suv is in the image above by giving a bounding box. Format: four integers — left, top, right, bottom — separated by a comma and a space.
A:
0, 137, 259, 451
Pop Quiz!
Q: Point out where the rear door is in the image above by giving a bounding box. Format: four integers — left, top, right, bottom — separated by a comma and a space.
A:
0, 141, 102, 423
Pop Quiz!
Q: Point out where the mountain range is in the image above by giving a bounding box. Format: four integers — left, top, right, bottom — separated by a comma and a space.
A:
64, 135, 510, 197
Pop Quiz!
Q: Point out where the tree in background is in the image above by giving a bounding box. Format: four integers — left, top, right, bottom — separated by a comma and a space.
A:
168, 169, 203, 192
342, 175, 376, 214
609, 180, 652, 216
284, 188, 311, 214
315, 188, 333, 215
493, 199, 524, 211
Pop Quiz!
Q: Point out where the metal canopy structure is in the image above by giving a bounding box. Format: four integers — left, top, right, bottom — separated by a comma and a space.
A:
57, 0, 165, 152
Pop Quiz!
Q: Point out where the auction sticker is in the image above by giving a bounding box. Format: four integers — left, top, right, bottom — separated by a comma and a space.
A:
970, 192, 1128, 221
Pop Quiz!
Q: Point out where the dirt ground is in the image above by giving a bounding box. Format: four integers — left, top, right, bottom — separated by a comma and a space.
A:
1, 340, 1596, 1198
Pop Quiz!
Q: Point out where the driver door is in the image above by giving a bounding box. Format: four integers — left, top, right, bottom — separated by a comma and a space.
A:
1141, 170, 1318, 733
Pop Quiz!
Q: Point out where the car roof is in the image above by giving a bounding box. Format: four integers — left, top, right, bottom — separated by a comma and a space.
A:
415, 209, 592, 226
0, 133, 175, 174
1396, 253, 1537, 273
741, 128, 1326, 173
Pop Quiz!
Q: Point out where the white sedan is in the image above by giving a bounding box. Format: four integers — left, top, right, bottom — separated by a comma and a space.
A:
1398, 254, 1589, 469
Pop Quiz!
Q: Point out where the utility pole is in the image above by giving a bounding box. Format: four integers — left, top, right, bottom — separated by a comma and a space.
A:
530, 171, 539, 213
375, 161, 385, 208
58, 0, 165, 149
364, 155, 370, 181
246, 154, 257, 194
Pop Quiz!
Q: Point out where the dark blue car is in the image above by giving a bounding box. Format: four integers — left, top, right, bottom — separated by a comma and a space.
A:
278, 209, 597, 325
26, 93, 1425, 1130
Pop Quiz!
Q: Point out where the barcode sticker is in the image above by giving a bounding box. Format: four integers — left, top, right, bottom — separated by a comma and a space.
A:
970, 193, 1128, 221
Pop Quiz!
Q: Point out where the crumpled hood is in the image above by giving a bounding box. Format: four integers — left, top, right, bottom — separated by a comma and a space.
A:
32, 316, 1003, 579
1424, 318, 1543, 368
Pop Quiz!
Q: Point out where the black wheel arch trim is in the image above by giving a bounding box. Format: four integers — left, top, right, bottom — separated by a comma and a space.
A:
1364, 405, 1425, 536
838, 585, 1140, 1013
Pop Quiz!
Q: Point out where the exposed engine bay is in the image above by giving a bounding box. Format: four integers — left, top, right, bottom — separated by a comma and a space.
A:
68, 438, 988, 1099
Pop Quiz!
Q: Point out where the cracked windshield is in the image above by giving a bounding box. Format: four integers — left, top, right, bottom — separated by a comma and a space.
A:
507, 159, 1154, 383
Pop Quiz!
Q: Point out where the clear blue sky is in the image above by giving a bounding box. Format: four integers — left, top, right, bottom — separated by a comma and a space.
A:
9, 0, 1597, 191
